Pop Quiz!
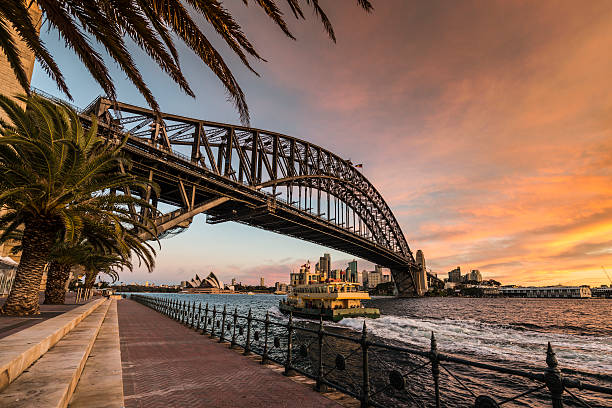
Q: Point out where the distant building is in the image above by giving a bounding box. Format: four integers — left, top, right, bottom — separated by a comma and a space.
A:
499, 286, 591, 298
260, 277, 265, 287
592, 286, 612, 298
275, 282, 288, 292
347, 260, 358, 283
448, 267, 462, 283
469, 269, 482, 282
329, 269, 342, 281
231, 278, 236, 286
319, 253, 331, 279
180, 281, 188, 288
368, 270, 383, 288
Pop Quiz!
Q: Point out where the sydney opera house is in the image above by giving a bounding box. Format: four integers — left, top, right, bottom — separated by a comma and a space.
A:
181, 272, 230, 294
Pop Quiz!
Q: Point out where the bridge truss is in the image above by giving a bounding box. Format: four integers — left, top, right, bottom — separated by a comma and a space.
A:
82, 97, 425, 295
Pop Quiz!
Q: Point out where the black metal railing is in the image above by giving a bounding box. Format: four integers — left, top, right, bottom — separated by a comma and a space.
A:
131, 294, 611, 407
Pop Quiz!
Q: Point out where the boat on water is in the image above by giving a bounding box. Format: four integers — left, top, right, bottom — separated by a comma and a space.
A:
279, 281, 379, 322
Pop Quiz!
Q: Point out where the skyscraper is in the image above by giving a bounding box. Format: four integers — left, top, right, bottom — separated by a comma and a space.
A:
347, 260, 358, 282
319, 253, 331, 279
448, 267, 461, 282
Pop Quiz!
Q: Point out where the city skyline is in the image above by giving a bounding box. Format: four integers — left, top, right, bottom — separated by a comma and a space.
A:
30, 0, 612, 287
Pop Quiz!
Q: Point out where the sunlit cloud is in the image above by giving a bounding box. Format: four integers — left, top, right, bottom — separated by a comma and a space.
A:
32, 0, 612, 287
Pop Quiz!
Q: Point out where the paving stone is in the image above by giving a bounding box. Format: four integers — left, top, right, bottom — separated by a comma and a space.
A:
118, 300, 342, 408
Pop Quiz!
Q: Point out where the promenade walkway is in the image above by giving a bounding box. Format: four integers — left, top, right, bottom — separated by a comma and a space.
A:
117, 299, 342, 408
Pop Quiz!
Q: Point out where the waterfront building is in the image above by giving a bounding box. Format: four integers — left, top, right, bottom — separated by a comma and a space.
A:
182, 272, 230, 293
231, 278, 236, 286
368, 269, 383, 288
591, 286, 612, 298
260, 277, 265, 287
499, 286, 591, 298
180, 281, 188, 288
448, 267, 462, 283
275, 282, 289, 293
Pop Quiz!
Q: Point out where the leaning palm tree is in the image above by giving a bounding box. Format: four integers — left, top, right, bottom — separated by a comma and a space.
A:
0, 94, 157, 315
81, 251, 131, 291
0, 0, 372, 123
44, 226, 156, 304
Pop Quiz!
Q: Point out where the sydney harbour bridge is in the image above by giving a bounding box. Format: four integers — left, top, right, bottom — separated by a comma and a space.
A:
64, 93, 429, 296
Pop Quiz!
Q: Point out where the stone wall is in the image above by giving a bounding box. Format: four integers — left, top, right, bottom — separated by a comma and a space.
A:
0, 2, 42, 122
0, 3, 42, 262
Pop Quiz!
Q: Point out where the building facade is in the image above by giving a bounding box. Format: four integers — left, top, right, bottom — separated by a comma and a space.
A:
499, 286, 591, 298
448, 267, 462, 283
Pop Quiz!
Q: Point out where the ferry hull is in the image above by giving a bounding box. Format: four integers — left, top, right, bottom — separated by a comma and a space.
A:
279, 301, 379, 322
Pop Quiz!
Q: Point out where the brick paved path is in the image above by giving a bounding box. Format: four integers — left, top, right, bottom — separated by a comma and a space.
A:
117, 299, 342, 408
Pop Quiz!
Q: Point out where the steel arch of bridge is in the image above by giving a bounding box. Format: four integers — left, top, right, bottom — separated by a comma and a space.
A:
84, 97, 425, 296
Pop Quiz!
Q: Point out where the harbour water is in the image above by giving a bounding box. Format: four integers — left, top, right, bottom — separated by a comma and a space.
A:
140, 293, 611, 406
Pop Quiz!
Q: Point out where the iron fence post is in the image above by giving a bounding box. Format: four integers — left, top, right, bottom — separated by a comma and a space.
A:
202, 303, 209, 335
430, 332, 441, 408
545, 343, 564, 408
231, 307, 238, 349
315, 316, 327, 392
361, 321, 370, 408
219, 305, 227, 343
244, 308, 252, 355
284, 312, 294, 376
210, 305, 217, 338
191, 301, 195, 328
262, 311, 270, 364
196, 303, 202, 330
181, 301, 186, 324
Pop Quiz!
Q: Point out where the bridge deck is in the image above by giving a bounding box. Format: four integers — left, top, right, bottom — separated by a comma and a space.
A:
117, 299, 342, 408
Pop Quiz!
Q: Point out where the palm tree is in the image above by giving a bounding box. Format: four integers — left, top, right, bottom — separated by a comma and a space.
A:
0, 94, 157, 315
81, 251, 132, 291
0, 1, 373, 124
44, 227, 155, 304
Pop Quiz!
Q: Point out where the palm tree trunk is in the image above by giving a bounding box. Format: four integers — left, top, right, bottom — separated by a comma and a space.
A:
0, 219, 57, 316
43, 261, 71, 305
84, 271, 98, 290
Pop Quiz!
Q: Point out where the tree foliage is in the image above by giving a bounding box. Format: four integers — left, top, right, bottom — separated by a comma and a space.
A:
0, 94, 157, 315
0, 1, 373, 124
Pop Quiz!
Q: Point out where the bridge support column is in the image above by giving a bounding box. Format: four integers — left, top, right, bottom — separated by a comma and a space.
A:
391, 267, 417, 297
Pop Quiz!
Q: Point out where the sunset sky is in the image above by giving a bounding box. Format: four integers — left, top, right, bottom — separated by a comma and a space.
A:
32, 1, 612, 287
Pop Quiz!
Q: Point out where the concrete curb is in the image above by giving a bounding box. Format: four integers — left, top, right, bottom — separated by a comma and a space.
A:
0, 297, 106, 391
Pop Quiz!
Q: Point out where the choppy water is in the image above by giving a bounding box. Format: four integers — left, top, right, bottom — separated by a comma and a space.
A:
133, 293, 611, 406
